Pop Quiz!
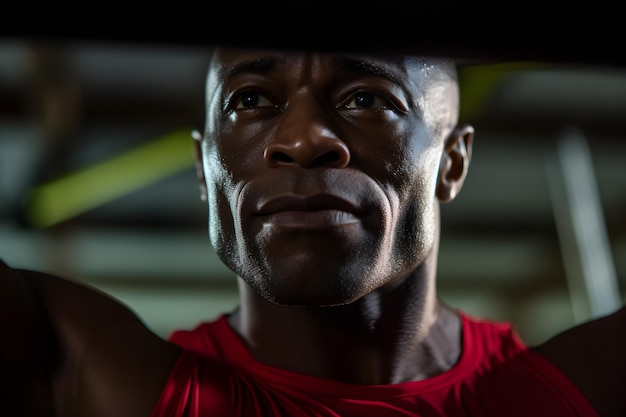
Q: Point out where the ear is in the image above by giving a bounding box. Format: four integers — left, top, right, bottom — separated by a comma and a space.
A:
191, 129, 208, 202
436, 124, 474, 203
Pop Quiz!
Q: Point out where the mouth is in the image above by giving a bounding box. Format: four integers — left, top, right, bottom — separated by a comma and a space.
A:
258, 194, 361, 215
256, 194, 363, 229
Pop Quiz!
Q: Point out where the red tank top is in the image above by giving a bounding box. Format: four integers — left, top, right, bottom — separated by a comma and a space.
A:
150, 313, 599, 417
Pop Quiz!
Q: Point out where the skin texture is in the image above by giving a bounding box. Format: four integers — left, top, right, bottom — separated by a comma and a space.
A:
198, 48, 467, 304
194, 47, 473, 383
0, 264, 182, 417
1, 46, 624, 416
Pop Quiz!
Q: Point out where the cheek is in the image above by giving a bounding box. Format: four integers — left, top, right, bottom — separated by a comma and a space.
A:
396, 139, 441, 242
381, 129, 442, 266
203, 144, 239, 254
216, 113, 273, 179
370, 121, 441, 197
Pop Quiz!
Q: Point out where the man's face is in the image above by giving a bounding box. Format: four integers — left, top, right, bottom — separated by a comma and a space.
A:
199, 48, 460, 306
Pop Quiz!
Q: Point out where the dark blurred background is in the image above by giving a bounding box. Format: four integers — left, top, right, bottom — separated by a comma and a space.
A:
1, 34, 625, 345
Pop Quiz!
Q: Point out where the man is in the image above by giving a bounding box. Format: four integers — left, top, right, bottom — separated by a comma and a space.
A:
1, 46, 624, 417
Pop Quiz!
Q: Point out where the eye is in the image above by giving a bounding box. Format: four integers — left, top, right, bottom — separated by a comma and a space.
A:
343, 91, 392, 110
234, 91, 275, 109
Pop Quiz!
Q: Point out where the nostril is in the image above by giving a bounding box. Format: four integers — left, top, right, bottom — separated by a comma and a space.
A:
271, 152, 294, 164
264, 137, 350, 168
312, 151, 341, 167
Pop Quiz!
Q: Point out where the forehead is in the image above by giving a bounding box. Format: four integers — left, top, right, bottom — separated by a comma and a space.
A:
208, 47, 447, 87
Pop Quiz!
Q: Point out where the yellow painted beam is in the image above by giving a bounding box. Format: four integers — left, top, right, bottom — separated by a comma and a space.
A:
26, 128, 195, 229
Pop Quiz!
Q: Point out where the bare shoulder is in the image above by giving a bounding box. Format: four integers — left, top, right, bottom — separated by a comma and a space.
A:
1, 260, 182, 417
532, 305, 626, 417
1, 260, 56, 415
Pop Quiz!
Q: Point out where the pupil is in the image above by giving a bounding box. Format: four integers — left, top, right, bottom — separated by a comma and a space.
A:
242, 94, 258, 108
356, 93, 374, 108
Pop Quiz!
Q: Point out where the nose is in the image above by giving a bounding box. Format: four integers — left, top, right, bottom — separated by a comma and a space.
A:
263, 99, 350, 169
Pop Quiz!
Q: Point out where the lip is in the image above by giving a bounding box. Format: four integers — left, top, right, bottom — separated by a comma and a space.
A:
256, 194, 363, 229
257, 194, 362, 216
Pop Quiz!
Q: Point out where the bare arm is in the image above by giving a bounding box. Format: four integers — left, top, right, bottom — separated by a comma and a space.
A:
1, 259, 182, 417
0, 260, 55, 416
532, 305, 626, 417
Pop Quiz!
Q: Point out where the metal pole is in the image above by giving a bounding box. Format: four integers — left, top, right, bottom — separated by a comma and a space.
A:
547, 127, 621, 321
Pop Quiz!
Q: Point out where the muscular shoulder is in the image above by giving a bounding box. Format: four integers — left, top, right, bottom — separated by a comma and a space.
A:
1, 261, 182, 417
21, 267, 148, 348
532, 306, 626, 417
1, 261, 57, 415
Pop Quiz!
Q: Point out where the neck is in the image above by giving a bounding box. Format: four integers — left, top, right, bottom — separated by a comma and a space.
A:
228, 255, 462, 385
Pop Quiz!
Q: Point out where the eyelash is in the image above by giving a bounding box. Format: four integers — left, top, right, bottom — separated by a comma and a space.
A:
228, 89, 400, 113
233, 90, 276, 110
340, 90, 398, 111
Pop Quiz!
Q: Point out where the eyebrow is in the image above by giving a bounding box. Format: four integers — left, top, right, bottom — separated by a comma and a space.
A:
219, 54, 407, 85
220, 55, 278, 81
329, 55, 406, 85
331, 55, 416, 108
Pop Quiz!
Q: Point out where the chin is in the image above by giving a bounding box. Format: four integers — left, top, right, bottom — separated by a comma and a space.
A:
251, 267, 374, 308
